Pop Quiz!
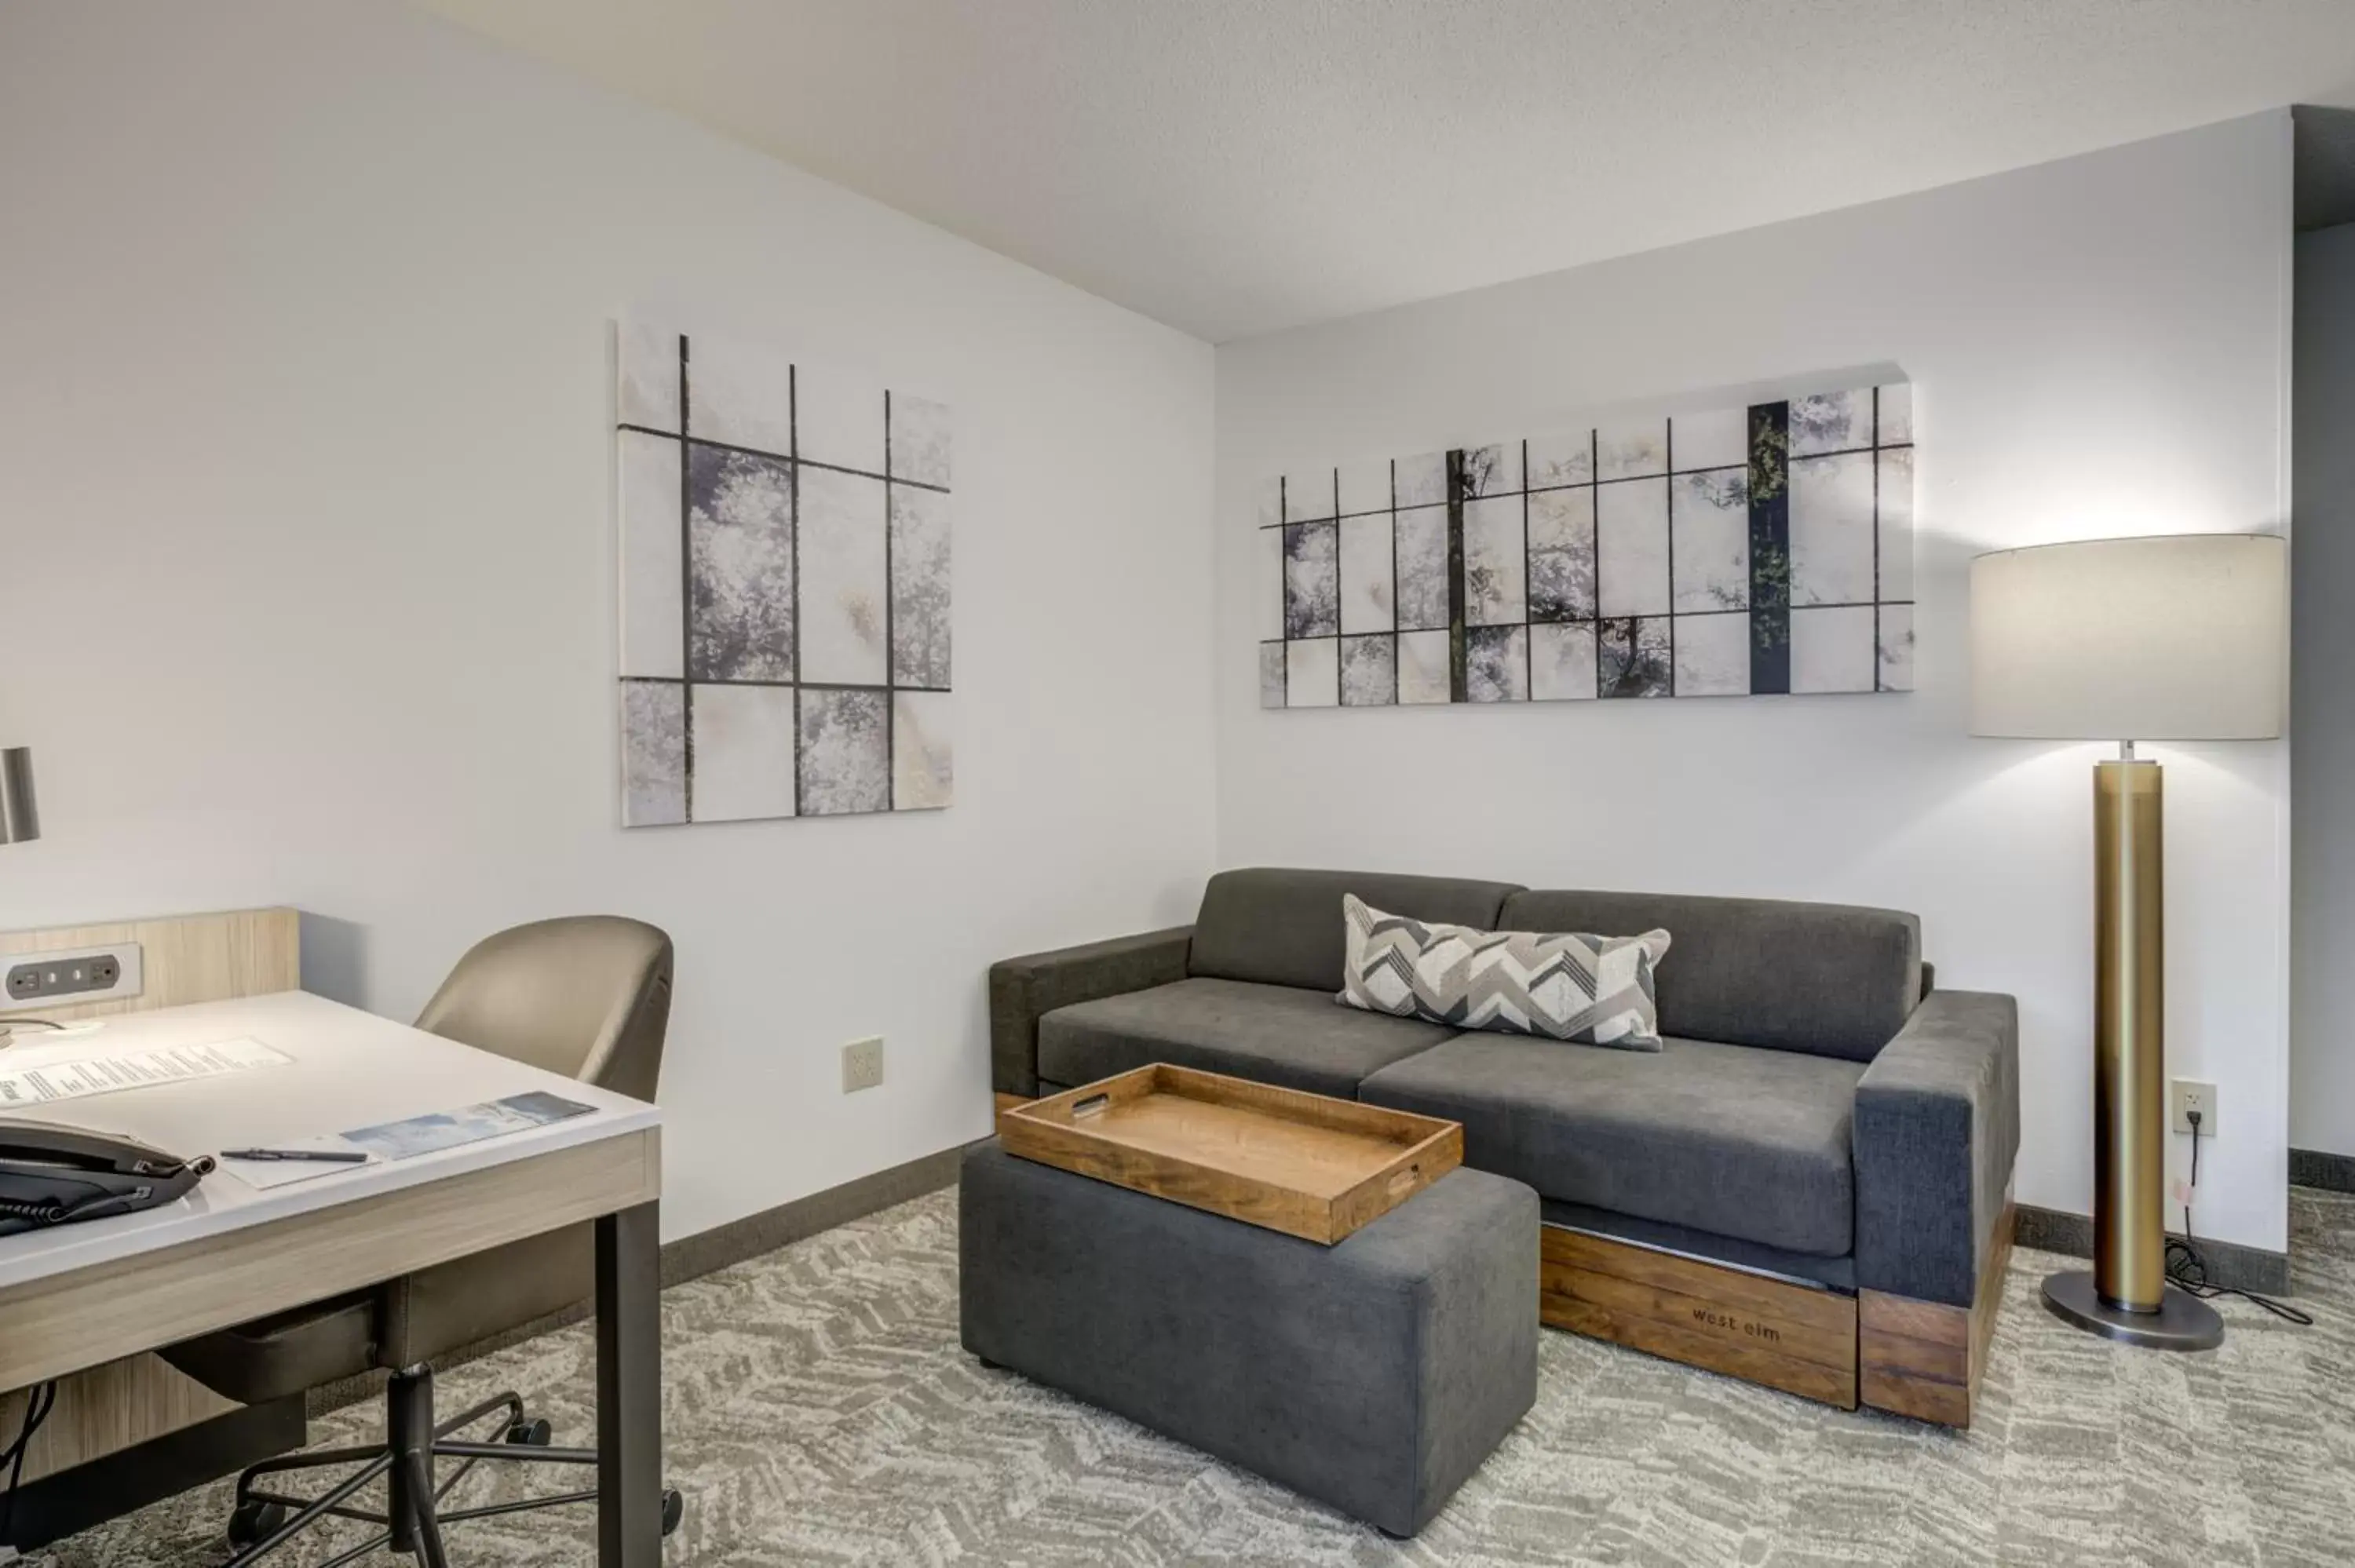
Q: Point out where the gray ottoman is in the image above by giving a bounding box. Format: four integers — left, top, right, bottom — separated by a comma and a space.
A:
959, 1139, 1538, 1537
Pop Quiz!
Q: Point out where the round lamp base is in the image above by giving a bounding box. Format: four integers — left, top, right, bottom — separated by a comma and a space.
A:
2039, 1270, 2223, 1351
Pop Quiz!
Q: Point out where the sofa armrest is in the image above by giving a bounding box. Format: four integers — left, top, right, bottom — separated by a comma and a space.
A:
988, 927, 1195, 1097
1852, 990, 2020, 1307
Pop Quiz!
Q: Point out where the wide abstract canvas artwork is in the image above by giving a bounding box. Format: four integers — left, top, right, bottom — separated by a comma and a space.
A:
616, 323, 952, 826
1257, 383, 1913, 708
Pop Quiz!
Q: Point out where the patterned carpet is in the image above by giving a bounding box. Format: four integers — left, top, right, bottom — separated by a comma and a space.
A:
27, 1185, 2355, 1566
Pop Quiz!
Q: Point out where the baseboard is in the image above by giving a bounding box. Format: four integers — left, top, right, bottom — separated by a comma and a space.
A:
2291, 1147, 2355, 1194
2014, 1202, 2291, 1296
311, 1143, 965, 1419
659, 1143, 966, 1286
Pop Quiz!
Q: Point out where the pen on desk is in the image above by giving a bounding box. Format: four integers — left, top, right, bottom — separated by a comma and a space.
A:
220, 1147, 369, 1165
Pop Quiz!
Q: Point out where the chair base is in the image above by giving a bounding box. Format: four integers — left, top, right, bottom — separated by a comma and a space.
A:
220, 1365, 681, 1566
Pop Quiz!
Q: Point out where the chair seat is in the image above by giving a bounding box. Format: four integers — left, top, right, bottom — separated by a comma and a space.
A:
1358, 1034, 1868, 1257
163, 1291, 378, 1406
1037, 978, 1459, 1099
384, 1222, 593, 1367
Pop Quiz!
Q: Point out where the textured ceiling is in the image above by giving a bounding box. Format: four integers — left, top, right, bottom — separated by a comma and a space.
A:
417, 0, 2355, 341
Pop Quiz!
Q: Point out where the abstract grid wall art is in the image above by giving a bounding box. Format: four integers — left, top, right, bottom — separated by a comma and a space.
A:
615, 323, 952, 826
1256, 383, 1912, 708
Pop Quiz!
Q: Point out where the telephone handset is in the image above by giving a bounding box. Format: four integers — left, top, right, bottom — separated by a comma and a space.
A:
0, 1120, 213, 1237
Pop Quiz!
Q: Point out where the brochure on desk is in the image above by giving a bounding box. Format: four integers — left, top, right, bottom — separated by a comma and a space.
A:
342, 1091, 593, 1160
221, 1091, 597, 1191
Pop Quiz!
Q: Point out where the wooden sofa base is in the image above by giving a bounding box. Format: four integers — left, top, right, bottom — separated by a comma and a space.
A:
1539, 1226, 1860, 1409
1003, 1080, 2014, 1430
1539, 1213, 2014, 1428
1858, 1202, 2015, 1429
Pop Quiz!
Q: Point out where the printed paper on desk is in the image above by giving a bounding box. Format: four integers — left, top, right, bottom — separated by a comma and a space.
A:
0, 1038, 292, 1108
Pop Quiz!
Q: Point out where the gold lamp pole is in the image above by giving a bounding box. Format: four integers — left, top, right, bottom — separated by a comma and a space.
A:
1971, 534, 2285, 1351
2053, 738, 2214, 1342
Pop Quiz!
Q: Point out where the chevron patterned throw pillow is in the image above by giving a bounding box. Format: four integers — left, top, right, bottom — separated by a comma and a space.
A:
1337, 894, 1672, 1050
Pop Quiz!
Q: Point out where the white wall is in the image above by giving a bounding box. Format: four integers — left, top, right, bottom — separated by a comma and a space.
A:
2293, 222, 2355, 1159
1215, 116, 2295, 1251
0, 2, 2298, 1254
0, 1, 1218, 1240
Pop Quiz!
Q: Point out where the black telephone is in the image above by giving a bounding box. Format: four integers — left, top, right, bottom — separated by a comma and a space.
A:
0, 1121, 213, 1238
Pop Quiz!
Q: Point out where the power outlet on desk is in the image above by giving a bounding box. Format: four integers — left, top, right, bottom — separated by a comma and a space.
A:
842, 1036, 885, 1093
2172, 1078, 2218, 1136
1, 942, 143, 1012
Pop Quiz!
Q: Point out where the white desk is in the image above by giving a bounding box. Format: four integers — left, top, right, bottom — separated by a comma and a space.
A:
0, 991, 665, 1565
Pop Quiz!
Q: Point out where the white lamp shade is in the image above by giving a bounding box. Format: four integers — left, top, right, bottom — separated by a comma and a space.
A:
1970, 534, 2286, 741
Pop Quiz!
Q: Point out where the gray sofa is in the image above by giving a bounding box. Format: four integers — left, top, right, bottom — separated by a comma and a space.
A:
989, 867, 2019, 1324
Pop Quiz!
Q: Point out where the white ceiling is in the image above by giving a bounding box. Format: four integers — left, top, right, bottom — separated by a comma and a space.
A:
418, 0, 2355, 343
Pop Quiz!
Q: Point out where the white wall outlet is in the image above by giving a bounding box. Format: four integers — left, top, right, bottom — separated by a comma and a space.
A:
2171, 1078, 2218, 1136
842, 1036, 885, 1093
0, 943, 143, 1014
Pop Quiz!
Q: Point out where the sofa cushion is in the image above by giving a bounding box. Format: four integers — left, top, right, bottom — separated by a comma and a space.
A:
1358, 1032, 1868, 1256
1038, 977, 1460, 1099
1190, 868, 1524, 993
1338, 894, 1671, 1049
1497, 889, 1919, 1063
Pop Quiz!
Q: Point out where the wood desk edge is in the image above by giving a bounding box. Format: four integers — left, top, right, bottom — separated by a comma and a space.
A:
0, 1125, 661, 1391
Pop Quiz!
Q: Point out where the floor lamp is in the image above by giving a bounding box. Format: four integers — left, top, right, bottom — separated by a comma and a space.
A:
1970, 534, 2286, 1349
0, 748, 35, 844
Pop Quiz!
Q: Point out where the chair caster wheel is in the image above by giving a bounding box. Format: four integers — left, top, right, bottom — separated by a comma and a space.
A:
228, 1498, 287, 1547
505, 1417, 553, 1446
662, 1487, 684, 1537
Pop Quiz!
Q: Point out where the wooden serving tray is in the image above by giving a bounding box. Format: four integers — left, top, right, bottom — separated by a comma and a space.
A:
995, 1064, 1462, 1244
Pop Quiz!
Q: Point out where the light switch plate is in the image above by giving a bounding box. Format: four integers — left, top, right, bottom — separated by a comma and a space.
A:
842, 1036, 885, 1093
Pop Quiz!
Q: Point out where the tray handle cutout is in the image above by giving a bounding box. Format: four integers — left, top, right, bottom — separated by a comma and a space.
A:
1072, 1093, 1110, 1121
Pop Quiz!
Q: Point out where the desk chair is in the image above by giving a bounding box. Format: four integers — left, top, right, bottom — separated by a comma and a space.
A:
161, 917, 680, 1567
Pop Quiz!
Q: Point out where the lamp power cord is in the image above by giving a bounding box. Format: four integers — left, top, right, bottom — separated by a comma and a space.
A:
0, 1379, 56, 1548
2167, 1109, 2311, 1326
